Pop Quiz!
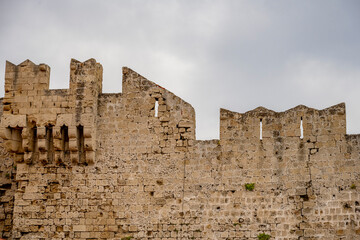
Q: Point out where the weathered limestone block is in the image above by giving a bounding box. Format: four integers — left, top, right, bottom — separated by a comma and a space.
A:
34, 114, 57, 126
84, 138, 93, 151
1, 115, 26, 128
4, 140, 21, 153
69, 139, 77, 151
39, 152, 47, 164
54, 151, 61, 163
21, 133, 30, 152
83, 127, 92, 138
53, 126, 61, 139
56, 114, 73, 126
85, 151, 95, 164
24, 152, 32, 163
68, 127, 76, 138
0, 128, 12, 140
70, 151, 78, 163
53, 138, 62, 151
178, 120, 193, 128
37, 127, 46, 139
37, 139, 46, 152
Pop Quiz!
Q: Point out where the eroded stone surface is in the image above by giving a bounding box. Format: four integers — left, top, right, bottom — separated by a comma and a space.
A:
0, 59, 359, 239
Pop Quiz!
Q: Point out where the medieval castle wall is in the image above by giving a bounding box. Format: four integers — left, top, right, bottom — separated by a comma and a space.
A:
0, 58, 359, 239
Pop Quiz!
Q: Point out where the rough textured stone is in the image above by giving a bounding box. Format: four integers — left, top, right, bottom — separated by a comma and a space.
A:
0, 58, 359, 239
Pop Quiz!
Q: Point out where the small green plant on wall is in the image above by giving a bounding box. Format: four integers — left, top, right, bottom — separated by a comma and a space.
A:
245, 183, 255, 191
258, 232, 271, 240
350, 184, 356, 189
121, 236, 133, 240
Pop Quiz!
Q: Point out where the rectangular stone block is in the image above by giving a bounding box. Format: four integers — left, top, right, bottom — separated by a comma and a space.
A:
73, 225, 87, 232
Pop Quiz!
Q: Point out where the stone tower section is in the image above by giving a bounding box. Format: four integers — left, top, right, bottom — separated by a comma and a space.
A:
0, 59, 102, 166
67, 58, 102, 164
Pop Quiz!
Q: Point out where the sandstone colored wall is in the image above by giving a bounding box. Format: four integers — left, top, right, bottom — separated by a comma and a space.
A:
0, 59, 359, 239
0, 98, 17, 239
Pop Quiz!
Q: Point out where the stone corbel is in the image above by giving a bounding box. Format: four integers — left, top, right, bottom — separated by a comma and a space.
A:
53, 126, 62, 151
83, 126, 95, 164
37, 127, 46, 152
21, 128, 30, 152
0, 127, 12, 140
0, 115, 26, 156
67, 126, 78, 163
86, 151, 95, 164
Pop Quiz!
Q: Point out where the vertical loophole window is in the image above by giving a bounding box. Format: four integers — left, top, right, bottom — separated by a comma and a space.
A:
61, 125, 70, 161
46, 125, 54, 163
300, 117, 304, 139
260, 119, 263, 140
77, 125, 85, 163
154, 99, 159, 117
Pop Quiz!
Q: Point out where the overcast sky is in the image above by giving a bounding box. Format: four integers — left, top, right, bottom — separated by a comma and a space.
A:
0, 0, 359, 139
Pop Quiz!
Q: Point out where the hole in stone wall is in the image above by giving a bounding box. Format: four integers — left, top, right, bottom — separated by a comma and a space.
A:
154, 99, 159, 117
300, 117, 304, 139
300, 194, 309, 201
156, 180, 163, 185
260, 119, 263, 140
77, 125, 85, 163
61, 125, 70, 161
46, 125, 54, 163
30, 125, 38, 160
0, 190, 5, 197
343, 203, 351, 209
0, 183, 12, 189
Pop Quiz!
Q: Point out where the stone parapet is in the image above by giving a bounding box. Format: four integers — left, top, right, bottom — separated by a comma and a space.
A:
0, 58, 358, 239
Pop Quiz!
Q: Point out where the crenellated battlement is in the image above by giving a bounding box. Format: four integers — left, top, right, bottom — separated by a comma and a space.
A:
4, 60, 50, 95
220, 102, 346, 142
0, 58, 359, 240
0, 59, 104, 166
0, 58, 353, 167
0, 58, 196, 167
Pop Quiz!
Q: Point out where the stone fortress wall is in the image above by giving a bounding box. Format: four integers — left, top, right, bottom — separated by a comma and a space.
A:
0, 58, 359, 239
